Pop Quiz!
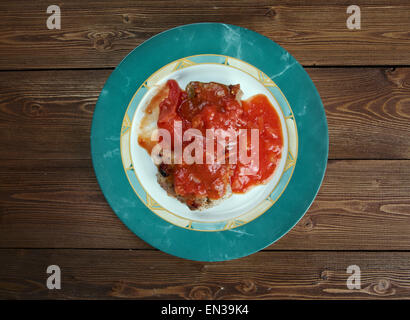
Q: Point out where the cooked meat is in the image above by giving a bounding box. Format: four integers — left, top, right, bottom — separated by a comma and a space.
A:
152, 81, 241, 210
157, 169, 232, 211
138, 79, 283, 211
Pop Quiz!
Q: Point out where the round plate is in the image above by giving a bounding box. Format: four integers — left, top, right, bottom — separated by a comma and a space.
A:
125, 56, 294, 231
91, 23, 328, 261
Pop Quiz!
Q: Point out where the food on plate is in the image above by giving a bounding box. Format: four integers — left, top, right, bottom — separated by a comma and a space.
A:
138, 80, 283, 210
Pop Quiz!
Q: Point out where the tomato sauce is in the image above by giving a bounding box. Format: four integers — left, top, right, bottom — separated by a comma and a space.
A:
139, 79, 283, 200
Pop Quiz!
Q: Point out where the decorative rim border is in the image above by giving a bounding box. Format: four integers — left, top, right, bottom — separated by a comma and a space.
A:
120, 54, 298, 232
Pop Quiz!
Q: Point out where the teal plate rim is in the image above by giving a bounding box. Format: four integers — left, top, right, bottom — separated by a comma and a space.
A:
91, 23, 328, 262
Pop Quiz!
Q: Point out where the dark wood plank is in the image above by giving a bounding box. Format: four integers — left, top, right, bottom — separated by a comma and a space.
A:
0, 70, 104, 160
1, 249, 409, 299
0, 68, 409, 160
307, 67, 410, 159
0, 1, 409, 69
0, 159, 409, 250
0, 159, 145, 249
277, 159, 410, 250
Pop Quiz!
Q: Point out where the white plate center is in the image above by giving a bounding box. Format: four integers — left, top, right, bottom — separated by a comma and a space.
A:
130, 64, 288, 222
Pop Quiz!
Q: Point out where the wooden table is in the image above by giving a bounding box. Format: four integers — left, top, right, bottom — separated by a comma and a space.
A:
0, 1, 409, 299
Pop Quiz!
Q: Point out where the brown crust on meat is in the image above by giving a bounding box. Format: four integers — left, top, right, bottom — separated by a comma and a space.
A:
157, 172, 232, 210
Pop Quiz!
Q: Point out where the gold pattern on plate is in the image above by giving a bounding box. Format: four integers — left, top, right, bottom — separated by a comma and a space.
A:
285, 151, 296, 171
121, 114, 131, 136
258, 71, 277, 87
173, 58, 196, 71
224, 219, 246, 230
147, 194, 163, 210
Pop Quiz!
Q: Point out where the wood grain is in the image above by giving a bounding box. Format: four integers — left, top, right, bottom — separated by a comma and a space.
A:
0, 68, 409, 160
0, 70, 103, 160
307, 67, 410, 159
0, 159, 409, 250
0, 1, 409, 69
1, 249, 409, 299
